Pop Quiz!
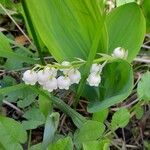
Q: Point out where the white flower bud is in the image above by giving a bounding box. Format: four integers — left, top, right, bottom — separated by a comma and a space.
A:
60, 61, 71, 74
87, 72, 101, 87
68, 69, 81, 84
43, 77, 57, 92
90, 63, 103, 73
57, 76, 71, 90
22, 70, 37, 85
112, 47, 128, 59
37, 67, 57, 85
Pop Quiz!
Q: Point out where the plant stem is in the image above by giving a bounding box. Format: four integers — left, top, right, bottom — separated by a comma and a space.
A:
21, 0, 45, 65
28, 130, 32, 150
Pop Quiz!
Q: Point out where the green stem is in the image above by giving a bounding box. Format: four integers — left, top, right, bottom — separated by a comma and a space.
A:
21, 0, 45, 65
74, 23, 106, 107
27, 130, 32, 150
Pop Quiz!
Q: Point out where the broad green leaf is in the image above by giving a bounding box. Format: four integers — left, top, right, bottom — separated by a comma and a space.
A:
39, 94, 52, 117
116, 0, 135, 7
137, 71, 150, 101
74, 120, 105, 147
92, 109, 108, 123
42, 112, 60, 150
111, 108, 130, 130
17, 90, 37, 108
24, 0, 108, 62
0, 84, 33, 103
0, 32, 37, 64
134, 106, 144, 120
0, 76, 16, 87
144, 141, 150, 150
0, 84, 26, 95
141, 0, 150, 32
29, 143, 42, 150
48, 137, 73, 150
106, 3, 146, 62
88, 60, 133, 112
83, 140, 110, 150
0, 83, 38, 104
22, 107, 45, 130
0, 84, 86, 128
0, 116, 27, 150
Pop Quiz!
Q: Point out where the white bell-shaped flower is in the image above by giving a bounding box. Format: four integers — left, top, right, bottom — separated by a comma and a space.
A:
90, 63, 103, 73
37, 67, 57, 85
68, 69, 81, 84
22, 70, 37, 85
60, 61, 71, 74
87, 72, 101, 87
57, 76, 71, 90
112, 47, 128, 59
49, 67, 57, 77
37, 69, 50, 85
43, 77, 57, 92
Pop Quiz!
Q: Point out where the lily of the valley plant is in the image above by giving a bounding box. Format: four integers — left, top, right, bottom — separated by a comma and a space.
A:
23, 47, 128, 92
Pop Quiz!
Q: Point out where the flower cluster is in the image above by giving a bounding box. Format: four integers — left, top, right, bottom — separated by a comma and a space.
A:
22, 47, 127, 92
22, 61, 81, 92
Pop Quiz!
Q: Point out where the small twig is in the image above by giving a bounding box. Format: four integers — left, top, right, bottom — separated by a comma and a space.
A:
122, 128, 127, 150
58, 94, 74, 133
133, 73, 142, 89
144, 40, 150, 45
0, 3, 35, 48
3, 100, 23, 115
141, 44, 150, 49
111, 140, 122, 150
134, 57, 150, 63
139, 127, 145, 150
111, 99, 139, 111
145, 34, 150, 38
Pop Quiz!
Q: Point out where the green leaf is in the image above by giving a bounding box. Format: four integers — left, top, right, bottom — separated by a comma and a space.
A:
0, 32, 37, 64
39, 94, 52, 117
83, 140, 110, 150
74, 120, 105, 147
0, 116, 27, 150
42, 112, 60, 150
88, 60, 133, 112
0, 76, 17, 88
0, 84, 86, 128
137, 71, 150, 101
17, 90, 37, 108
106, 3, 146, 62
48, 137, 73, 150
0, 84, 27, 103
22, 106, 45, 130
141, 0, 150, 33
92, 109, 108, 123
29, 143, 42, 150
24, 0, 108, 62
134, 106, 144, 120
111, 108, 130, 131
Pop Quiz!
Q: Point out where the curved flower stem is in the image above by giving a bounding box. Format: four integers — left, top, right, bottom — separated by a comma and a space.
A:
33, 55, 113, 71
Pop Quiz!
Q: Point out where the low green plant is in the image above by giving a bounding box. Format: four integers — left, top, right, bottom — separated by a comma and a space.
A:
0, 0, 149, 149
